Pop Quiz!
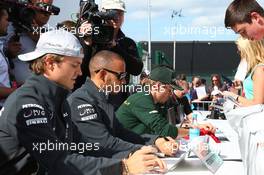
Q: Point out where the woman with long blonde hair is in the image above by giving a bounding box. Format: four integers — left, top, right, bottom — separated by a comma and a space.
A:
224, 37, 264, 106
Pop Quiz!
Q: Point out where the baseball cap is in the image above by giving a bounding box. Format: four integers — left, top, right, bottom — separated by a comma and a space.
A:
171, 81, 184, 91
149, 66, 174, 84
18, 30, 83, 62
101, 0, 126, 12
149, 66, 184, 90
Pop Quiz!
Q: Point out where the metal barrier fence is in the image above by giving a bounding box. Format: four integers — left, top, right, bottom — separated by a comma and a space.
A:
192, 100, 226, 120
191, 101, 214, 111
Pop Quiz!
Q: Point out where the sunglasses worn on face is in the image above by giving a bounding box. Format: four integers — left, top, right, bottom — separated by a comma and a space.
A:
95, 68, 127, 80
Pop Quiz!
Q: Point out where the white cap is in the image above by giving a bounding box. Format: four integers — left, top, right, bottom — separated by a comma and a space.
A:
102, 0, 126, 12
18, 30, 83, 61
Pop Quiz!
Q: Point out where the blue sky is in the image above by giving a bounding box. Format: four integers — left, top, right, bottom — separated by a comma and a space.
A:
49, 0, 264, 42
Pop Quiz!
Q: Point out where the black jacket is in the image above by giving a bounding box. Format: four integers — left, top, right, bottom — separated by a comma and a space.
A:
0, 74, 122, 175
67, 78, 159, 157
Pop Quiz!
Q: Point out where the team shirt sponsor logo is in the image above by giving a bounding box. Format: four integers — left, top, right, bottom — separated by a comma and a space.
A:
81, 114, 97, 121
77, 104, 93, 109
23, 109, 46, 118
26, 118, 48, 126
79, 107, 95, 116
22, 104, 44, 110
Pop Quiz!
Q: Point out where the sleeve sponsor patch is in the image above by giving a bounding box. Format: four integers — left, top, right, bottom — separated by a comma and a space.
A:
77, 104, 98, 121
19, 105, 48, 126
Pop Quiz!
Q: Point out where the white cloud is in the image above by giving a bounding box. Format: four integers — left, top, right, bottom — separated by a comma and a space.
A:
192, 16, 213, 27
192, 15, 224, 27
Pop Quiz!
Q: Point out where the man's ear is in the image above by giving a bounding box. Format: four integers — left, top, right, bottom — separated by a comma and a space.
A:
44, 55, 54, 71
98, 69, 107, 83
250, 12, 264, 25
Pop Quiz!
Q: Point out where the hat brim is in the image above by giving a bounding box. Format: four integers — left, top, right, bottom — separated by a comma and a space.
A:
102, 5, 126, 12
171, 84, 184, 91
18, 51, 46, 61
117, 8, 126, 12
18, 51, 84, 62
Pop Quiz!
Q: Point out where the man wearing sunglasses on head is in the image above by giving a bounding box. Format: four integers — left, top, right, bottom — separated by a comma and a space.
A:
67, 50, 179, 160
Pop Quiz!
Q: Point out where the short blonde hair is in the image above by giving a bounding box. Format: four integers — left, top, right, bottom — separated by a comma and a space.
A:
236, 37, 264, 73
30, 54, 64, 75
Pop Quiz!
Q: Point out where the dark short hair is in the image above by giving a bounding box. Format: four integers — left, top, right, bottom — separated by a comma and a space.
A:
89, 50, 124, 75
201, 78, 206, 85
225, 0, 264, 28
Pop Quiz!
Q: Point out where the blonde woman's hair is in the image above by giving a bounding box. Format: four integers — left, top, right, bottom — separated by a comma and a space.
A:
236, 36, 264, 73
30, 54, 64, 75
